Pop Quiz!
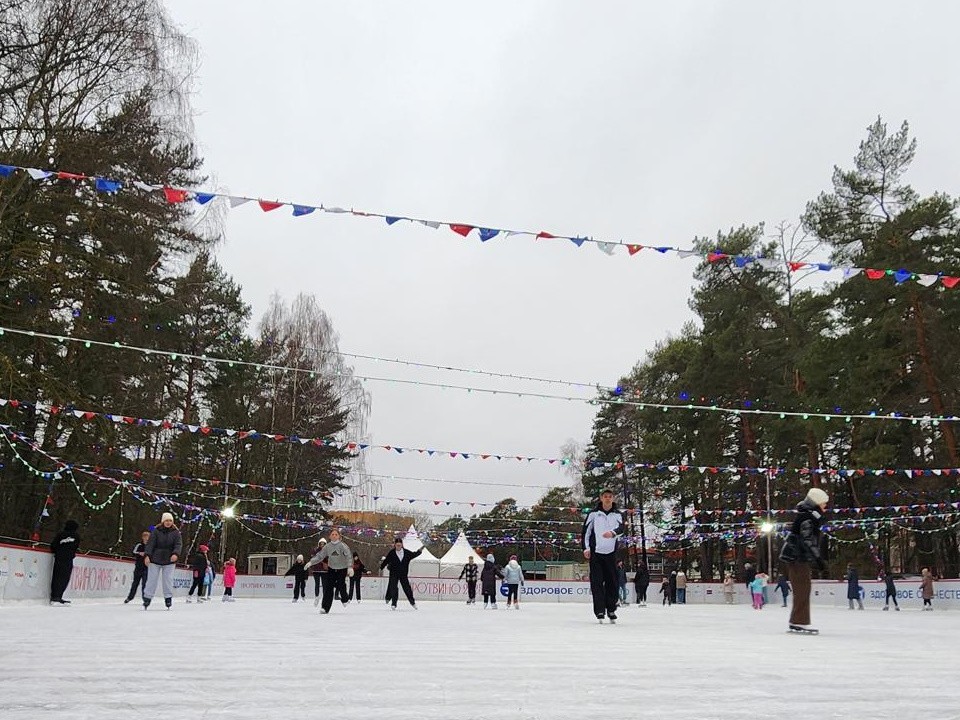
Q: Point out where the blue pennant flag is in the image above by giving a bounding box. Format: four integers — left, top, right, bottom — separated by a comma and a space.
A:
478, 228, 500, 242
94, 178, 122, 193
292, 205, 315, 216
194, 192, 216, 205
569, 236, 587, 247
733, 256, 753, 268
385, 216, 402, 225
654, 247, 670, 253
0, 165, 15, 177
893, 269, 912, 284
816, 263, 833, 272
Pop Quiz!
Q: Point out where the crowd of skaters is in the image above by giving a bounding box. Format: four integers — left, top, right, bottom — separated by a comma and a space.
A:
46, 495, 947, 625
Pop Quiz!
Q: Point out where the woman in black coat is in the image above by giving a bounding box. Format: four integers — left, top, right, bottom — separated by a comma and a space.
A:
846, 564, 864, 610
479, 554, 504, 609
50, 520, 80, 604
780, 487, 829, 632
633, 562, 650, 607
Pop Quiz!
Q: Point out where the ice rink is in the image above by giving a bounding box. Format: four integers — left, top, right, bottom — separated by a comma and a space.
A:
1, 598, 957, 720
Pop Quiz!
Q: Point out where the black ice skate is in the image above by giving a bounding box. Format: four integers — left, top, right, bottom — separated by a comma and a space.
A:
788, 624, 818, 635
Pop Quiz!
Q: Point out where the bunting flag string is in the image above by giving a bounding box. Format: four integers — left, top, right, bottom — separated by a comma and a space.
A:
5, 384, 960, 476
4, 324, 959, 425
2, 162, 959, 288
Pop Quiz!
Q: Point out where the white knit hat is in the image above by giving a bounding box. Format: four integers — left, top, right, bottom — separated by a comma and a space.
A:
806, 487, 829, 506
160, 512, 174, 523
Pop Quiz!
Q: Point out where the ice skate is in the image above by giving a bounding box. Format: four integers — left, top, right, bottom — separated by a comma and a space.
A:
314, 597, 320, 607
608, 612, 617, 623
185, 598, 192, 603
596, 614, 605, 624
788, 624, 818, 635
491, 603, 498, 610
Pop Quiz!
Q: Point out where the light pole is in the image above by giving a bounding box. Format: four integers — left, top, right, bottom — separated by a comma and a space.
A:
760, 469, 774, 574
634, 423, 648, 564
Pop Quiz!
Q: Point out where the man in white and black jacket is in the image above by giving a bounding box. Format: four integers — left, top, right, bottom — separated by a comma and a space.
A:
582, 489, 624, 622
124, 530, 151, 604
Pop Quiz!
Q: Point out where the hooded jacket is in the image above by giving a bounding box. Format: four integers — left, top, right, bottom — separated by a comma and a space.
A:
480, 559, 504, 594
779, 498, 826, 568
306, 540, 353, 571
459, 561, 479, 582
633, 566, 650, 591
190, 550, 209, 577
51, 521, 80, 563
581, 503, 624, 555
920, 573, 934, 600
145, 525, 183, 566
503, 560, 524, 585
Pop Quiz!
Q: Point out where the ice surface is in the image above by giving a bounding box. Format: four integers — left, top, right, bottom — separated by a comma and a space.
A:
1, 599, 957, 719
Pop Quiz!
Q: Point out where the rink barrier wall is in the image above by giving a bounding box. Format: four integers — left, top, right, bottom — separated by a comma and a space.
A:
2, 543, 959, 610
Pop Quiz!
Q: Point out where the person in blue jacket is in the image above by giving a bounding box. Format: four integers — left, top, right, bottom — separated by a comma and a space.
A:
846, 564, 864, 610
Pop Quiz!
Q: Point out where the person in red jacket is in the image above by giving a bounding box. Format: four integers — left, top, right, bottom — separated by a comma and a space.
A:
222, 558, 237, 602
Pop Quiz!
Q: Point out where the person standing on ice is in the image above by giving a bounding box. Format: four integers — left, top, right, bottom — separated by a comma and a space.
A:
305, 529, 353, 614
750, 573, 767, 609
582, 488, 624, 623
503, 555, 525, 609
722, 572, 735, 604
779, 487, 829, 634
124, 530, 151, 604
143, 512, 182, 610
668, 571, 678, 605
919, 568, 935, 610
310, 538, 328, 606
480, 554, 504, 609
675, 569, 687, 604
775, 575, 790, 607
881, 571, 899, 611
379, 537, 423, 610
659, 576, 671, 605
348, 552, 368, 602
221, 558, 236, 601
186, 544, 208, 602
285, 555, 308, 602
459, 556, 479, 604
846, 564, 864, 610
633, 561, 650, 607
616, 561, 628, 607
49, 519, 80, 605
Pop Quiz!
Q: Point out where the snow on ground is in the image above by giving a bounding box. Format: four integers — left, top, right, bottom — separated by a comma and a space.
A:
1, 598, 957, 720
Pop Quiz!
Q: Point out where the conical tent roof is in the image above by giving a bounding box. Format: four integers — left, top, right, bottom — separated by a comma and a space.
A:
402, 525, 440, 577
439, 532, 485, 578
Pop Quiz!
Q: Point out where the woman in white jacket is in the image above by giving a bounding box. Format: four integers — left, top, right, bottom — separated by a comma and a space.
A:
503, 555, 525, 609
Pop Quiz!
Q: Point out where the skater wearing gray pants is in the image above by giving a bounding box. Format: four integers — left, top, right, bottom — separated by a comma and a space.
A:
143, 512, 182, 610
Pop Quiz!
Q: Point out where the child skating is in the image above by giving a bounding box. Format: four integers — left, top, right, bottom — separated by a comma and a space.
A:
222, 558, 236, 602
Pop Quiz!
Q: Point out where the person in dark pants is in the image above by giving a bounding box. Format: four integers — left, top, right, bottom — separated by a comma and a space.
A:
846, 564, 864, 610
744, 563, 756, 592
633, 561, 650, 607
379, 538, 423, 610
310, 539, 328, 606
187, 545, 209, 602
285, 554, 308, 602
124, 530, 151, 604
780, 487, 829, 633
305, 529, 353, 614
50, 520, 80, 605
348, 552, 368, 602
668, 571, 678, 605
143, 512, 182, 610
479, 554, 504, 608
882, 572, 899, 611
775, 574, 790, 607
459, 556, 479, 604
581, 488, 624, 623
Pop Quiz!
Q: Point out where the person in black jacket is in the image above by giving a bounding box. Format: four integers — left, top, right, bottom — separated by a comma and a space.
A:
780, 487, 829, 632
49, 520, 80, 605
633, 561, 650, 607
459, 556, 479, 604
124, 530, 151, 604
846, 564, 864, 610
882, 571, 899, 611
347, 552, 368, 603
285, 554, 308, 602
310, 539, 328, 606
143, 512, 183, 610
187, 544, 209, 602
379, 538, 423, 610
479, 554, 504, 609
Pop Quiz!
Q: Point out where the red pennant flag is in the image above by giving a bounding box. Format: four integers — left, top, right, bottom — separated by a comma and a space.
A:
83, 411, 95, 420
162, 187, 188, 203
788, 262, 807, 272
122, 416, 135, 424
258, 200, 283, 212
434, 500, 441, 505
942, 276, 960, 288
627, 245, 643, 255
449, 224, 473, 237
707, 252, 728, 263
50, 405, 60, 414
864, 269, 886, 280
200, 426, 212, 435
9, 400, 19, 408
57, 171, 86, 181
536, 231, 557, 239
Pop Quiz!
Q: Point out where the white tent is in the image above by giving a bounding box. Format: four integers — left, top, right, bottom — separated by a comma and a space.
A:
438, 531, 484, 578
402, 524, 441, 577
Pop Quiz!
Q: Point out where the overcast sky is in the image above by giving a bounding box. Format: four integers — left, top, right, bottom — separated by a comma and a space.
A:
165, 1, 960, 522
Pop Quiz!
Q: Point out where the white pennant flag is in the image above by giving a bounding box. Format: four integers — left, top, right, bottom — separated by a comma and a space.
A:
596, 242, 616, 256
225, 429, 236, 437
148, 419, 162, 427
418, 220, 440, 229
932, 469, 942, 476
676, 250, 699, 259
132, 181, 159, 192
755, 258, 781, 269
229, 196, 251, 208
324, 206, 348, 214
72, 410, 84, 418
26, 168, 52, 180
916, 274, 939, 287
843, 267, 862, 279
